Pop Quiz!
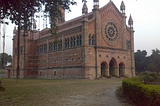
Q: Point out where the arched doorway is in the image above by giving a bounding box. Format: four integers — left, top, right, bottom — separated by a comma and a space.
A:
119, 62, 125, 76
101, 62, 108, 77
109, 58, 117, 76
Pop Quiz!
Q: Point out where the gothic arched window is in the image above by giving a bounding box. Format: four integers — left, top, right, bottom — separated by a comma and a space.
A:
60, 40, 62, 50
44, 43, 47, 53
65, 38, 67, 48
54, 41, 57, 51
77, 36, 79, 46
36, 46, 39, 54
80, 34, 82, 46
49, 42, 53, 52
70, 37, 73, 48
89, 34, 91, 45
73, 37, 76, 47
67, 38, 70, 48
92, 35, 95, 45
58, 40, 62, 50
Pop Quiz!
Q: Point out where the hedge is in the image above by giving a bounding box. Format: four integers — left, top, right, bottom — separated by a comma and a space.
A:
122, 77, 160, 106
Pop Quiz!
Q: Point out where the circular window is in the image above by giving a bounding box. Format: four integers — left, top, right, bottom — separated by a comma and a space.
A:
103, 22, 119, 46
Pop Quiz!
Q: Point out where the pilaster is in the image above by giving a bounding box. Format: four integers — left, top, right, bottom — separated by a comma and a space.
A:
130, 28, 135, 77
81, 15, 89, 78
122, 13, 127, 49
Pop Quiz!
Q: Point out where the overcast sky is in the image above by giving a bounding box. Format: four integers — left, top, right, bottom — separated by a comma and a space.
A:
1, 0, 160, 56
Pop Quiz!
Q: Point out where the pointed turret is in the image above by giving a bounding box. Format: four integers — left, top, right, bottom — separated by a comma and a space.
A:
120, 1, 125, 13
13, 26, 16, 34
82, 1, 88, 14
33, 21, 37, 30
128, 15, 133, 28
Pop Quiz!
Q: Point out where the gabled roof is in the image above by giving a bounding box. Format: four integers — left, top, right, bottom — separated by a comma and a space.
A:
100, 1, 122, 17
34, 1, 122, 39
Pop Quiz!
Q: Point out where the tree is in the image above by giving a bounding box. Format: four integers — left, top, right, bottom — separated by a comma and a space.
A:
0, 0, 77, 31
0, 0, 83, 79
134, 50, 147, 72
0, 53, 12, 69
147, 49, 160, 73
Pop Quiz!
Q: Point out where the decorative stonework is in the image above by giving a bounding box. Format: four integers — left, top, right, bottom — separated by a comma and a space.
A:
102, 20, 119, 46
101, 8, 122, 22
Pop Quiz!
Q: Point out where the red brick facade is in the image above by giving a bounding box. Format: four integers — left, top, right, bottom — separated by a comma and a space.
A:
11, 1, 135, 79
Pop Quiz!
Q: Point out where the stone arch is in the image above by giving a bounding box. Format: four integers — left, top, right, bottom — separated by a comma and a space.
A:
109, 58, 117, 76
119, 62, 125, 76
101, 61, 108, 77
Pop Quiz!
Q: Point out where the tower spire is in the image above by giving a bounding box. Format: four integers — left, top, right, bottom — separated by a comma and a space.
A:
120, 1, 125, 13
128, 14, 133, 28
82, 1, 88, 14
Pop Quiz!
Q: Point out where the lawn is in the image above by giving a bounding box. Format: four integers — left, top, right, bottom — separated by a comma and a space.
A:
0, 78, 123, 106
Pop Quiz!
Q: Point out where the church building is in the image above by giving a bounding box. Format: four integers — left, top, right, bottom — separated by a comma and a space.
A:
11, 0, 135, 79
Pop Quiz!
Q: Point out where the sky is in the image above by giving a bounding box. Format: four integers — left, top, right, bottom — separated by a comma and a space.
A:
0, 0, 160, 56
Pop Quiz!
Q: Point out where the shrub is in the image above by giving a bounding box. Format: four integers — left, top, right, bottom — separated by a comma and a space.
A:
0, 85, 5, 92
106, 75, 111, 78
122, 77, 160, 106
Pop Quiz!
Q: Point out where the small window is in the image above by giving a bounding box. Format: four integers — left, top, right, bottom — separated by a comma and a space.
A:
40, 72, 42, 76
54, 60, 56, 63
54, 71, 56, 76
72, 58, 74, 61
127, 41, 131, 49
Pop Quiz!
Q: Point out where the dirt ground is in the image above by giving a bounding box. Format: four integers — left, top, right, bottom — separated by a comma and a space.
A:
0, 78, 133, 106
57, 78, 132, 106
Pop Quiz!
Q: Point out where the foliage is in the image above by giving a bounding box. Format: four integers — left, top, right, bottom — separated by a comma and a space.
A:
122, 77, 160, 106
135, 49, 160, 73
138, 72, 160, 84
134, 50, 147, 72
106, 75, 112, 78
0, 77, 5, 92
0, 53, 12, 69
0, 85, 5, 93
0, 0, 78, 35
147, 49, 160, 73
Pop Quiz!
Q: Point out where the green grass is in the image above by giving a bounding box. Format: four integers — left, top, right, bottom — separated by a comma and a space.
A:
0, 78, 123, 106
